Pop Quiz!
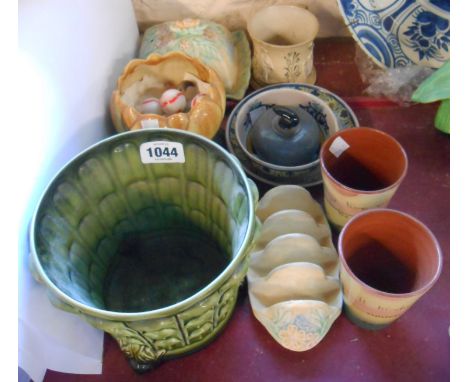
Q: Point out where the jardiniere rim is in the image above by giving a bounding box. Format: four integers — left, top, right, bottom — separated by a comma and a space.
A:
29, 128, 258, 321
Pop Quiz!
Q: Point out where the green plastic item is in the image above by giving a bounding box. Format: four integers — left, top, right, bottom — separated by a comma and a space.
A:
29, 129, 260, 372
412, 61, 450, 133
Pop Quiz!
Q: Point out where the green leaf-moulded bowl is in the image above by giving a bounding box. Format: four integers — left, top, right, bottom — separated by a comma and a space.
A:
29, 128, 260, 372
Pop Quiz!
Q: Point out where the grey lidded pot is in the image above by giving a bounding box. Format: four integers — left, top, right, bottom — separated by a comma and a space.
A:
249, 106, 321, 166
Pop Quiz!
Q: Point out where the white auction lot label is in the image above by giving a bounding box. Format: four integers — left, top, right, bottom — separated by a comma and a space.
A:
140, 141, 185, 164
329, 136, 350, 158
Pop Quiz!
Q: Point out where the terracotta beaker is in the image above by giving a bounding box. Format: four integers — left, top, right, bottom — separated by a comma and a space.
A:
338, 209, 442, 329
320, 127, 408, 229
247, 5, 319, 87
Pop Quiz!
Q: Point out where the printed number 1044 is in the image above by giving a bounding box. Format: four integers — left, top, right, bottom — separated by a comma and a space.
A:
146, 146, 178, 158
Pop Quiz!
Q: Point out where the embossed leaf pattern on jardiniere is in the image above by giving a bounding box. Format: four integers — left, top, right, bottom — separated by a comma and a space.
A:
30, 130, 259, 369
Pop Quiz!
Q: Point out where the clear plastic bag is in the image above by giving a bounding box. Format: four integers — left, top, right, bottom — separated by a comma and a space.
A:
355, 47, 435, 106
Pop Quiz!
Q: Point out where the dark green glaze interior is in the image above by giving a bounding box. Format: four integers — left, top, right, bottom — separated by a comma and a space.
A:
104, 228, 230, 312
33, 130, 251, 313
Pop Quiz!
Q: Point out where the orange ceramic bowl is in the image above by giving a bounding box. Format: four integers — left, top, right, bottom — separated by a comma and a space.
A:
110, 52, 226, 139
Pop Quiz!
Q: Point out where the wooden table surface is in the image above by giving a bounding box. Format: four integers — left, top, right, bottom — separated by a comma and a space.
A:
44, 38, 450, 382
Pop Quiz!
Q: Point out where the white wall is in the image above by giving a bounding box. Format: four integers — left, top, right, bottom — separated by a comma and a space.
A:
18, 1, 139, 380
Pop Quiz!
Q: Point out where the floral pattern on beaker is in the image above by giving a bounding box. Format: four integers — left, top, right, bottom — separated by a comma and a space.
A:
284, 51, 301, 82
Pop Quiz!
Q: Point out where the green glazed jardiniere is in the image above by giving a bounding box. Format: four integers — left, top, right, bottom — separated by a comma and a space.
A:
29, 128, 260, 372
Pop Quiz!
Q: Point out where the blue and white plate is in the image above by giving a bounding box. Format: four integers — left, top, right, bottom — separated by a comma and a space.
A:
225, 84, 359, 187
337, 0, 450, 68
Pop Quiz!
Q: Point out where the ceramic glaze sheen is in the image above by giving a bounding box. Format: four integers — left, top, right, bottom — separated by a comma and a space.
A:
30, 129, 260, 372
247, 185, 342, 351
338, 209, 442, 329
139, 19, 251, 100
248, 106, 321, 166
110, 52, 226, 138
225, 83, 359, 187
248, 5, 320, 86
337, 0, 450, 68
320, 127, 408, 229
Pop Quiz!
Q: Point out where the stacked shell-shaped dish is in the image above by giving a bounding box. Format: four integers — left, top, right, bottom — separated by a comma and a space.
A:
247, 185, 342, 351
